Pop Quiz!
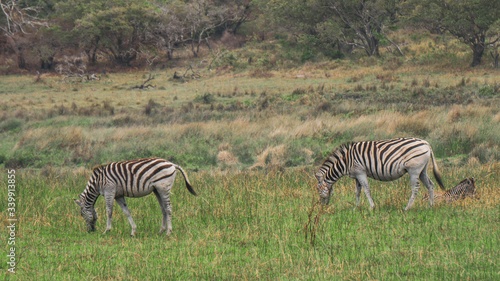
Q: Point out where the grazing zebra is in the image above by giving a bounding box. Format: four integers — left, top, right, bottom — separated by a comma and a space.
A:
315, 137, 445, 210
74, 158, 197, 236
423, 177, 476, 203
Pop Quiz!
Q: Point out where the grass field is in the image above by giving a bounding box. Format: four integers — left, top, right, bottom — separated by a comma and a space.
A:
1, 165, 499, 280
1, 53, 500, 279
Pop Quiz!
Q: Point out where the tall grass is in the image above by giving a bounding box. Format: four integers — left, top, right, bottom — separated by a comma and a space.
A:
1, 165, 498, 280
3, 102, 498, 171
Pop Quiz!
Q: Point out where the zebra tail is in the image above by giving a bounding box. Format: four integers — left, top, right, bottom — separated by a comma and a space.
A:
175, 164, 197, 196
430, 151, 445, 191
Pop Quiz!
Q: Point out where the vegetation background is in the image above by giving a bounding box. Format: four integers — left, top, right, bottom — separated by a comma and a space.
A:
1, 0, 499, 280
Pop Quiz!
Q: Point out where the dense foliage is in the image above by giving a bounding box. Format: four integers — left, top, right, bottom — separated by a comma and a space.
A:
1, 0, 499, 71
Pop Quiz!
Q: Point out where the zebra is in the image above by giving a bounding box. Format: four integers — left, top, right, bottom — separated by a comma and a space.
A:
315, 137, 445, 210
74, 157, 197, 236
423, 177, 476, 203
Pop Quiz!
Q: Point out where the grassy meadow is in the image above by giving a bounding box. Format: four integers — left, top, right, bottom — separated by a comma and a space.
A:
1, 48, 500, 279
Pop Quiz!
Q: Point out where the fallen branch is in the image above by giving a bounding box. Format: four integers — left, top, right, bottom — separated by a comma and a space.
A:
62, 73, 100, 83
173, 64, 201, 82
131, 73, 155, 89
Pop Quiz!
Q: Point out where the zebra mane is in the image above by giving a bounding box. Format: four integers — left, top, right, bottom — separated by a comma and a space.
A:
92, 164, 106, 172
318, 142, 354, 170
327, 142, 353, 159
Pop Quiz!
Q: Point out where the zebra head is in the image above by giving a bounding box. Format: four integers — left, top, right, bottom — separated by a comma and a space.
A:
74, 195, 98, 232
458, 177, 477, 199
315, 173, 333, 205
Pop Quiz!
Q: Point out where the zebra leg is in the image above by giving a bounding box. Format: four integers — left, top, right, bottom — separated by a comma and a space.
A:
419, 170, 435, 208
354, 179, 362, 210
115, 197, 137, 237
357, 175, 375, 210
103, 192, 115, 234
164, 196, 173, 235
405, 173, 421, 211
153, 189, 168, 234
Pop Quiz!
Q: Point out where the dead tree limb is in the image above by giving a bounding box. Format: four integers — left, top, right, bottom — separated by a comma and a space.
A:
131, 72, 155, 89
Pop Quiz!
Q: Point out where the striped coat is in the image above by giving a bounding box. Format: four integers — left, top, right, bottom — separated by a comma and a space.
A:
315, 138, 445, 210
74, 158, 196, 236
423, 177, 476, 203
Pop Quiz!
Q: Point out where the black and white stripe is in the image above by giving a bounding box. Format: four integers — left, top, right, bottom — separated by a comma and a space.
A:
74, 157, 196, 236
424, 177, 476, 203
315, 138, 445, 210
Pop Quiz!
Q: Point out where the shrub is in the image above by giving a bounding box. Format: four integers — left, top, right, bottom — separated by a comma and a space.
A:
470, 144, 500, 164
0, 119, 23, 133
194, 93, 216, 104
478, 84, 497, 97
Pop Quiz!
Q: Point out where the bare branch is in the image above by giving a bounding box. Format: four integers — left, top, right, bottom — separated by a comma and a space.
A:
0, 0, 48, 35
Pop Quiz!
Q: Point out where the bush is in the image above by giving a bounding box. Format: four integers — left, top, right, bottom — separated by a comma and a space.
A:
4, 150, 38, 168
478, 84, 497, 97
470, 144, 500, 164
194, 93, 216, 104
0, 119, 23, 133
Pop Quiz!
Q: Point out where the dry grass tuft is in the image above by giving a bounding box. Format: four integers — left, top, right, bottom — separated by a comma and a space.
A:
251, 145, 287, 170
217, 150, 239, 165
493, 112, 500, 123
447, 105, 462, 123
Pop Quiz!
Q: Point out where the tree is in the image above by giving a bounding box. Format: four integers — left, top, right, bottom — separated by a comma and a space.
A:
54, 0, 104, 64
154, 0, 188, 60
258, 0, 400, 57
1, 0, 48, 69
405, 0, 500, 67
154, 0, 250, 59
488, 22, 500, 69
184, 0, 233, 57
55, 0, 157, 66
320, 0, 400, 57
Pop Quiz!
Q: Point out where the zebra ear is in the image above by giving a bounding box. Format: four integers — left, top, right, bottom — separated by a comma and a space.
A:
315, 173, 324, 182
74, 199, 83, 207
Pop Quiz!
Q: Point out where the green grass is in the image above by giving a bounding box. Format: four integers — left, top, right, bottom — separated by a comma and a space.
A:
1, 165, 498, 280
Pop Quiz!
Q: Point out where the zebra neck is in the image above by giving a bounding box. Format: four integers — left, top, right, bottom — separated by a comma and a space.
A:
323, 152, 350, 183
324, 171, 342, 183
81, 188, 99, 209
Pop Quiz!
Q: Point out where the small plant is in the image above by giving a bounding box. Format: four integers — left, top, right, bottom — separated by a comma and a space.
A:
354, 84, 364, 92
479, 84, 497, 97
0, 119, 23, 133
194, 93, 216, 104
423, 77, 431, 88
283, 88, 307, 102
411, 78, 418, 87
144, 99, 159, 115
304, 198, 328, 246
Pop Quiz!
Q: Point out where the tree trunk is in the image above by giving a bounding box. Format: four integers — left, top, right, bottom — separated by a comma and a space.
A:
40, 56, 54, 70
166, 41, 174, 60
491, 50, 499, 69
191, 40, 198, 57
470, 44, 485, 67
17, 51, 26, 69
